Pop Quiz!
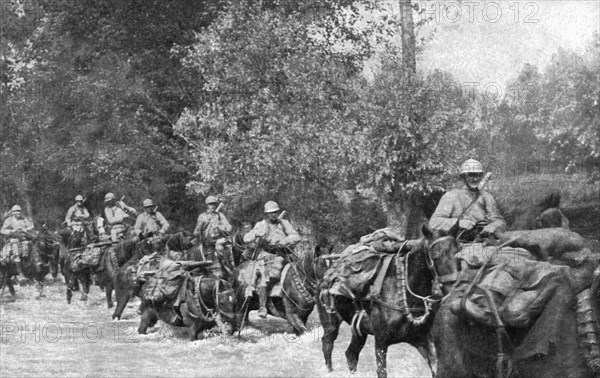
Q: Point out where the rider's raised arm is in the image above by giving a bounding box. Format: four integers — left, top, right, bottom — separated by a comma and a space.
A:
482, 192, 507, 234
429, 191, 459, 233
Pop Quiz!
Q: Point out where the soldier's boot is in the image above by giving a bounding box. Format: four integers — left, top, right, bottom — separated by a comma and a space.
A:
258, 286, 268, 318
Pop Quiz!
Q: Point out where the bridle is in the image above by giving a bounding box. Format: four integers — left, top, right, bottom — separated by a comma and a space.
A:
427, 235, 459, 285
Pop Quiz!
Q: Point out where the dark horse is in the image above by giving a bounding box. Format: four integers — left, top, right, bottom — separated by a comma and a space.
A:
220, 232, 331, 335
60, 237, 139, 306
316, 224, 460, 378
111, 233, 192, 320
137, 270, 240, 340
431, 227, 594, 378
0, 249, 17, 301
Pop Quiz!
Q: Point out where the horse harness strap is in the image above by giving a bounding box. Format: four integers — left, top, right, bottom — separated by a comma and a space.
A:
193, 275, 216, 322
110, 246, 119, 269
369, 254, 395, 299
292, 264, 315, 305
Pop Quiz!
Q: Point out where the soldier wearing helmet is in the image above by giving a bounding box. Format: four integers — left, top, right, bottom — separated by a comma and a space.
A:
243, 201, 300, 318
103, 192, 138, 242
430, 159, 506, 239
65, 195, 92, 247
193, 196, 232, 270
1, 205, 35, 282
134, 198, 170, 239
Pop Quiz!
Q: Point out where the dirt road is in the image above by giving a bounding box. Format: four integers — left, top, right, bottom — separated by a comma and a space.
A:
0, 281, 432, 377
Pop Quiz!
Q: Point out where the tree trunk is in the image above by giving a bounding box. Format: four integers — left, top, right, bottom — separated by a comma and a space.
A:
382, 191, 426, 239
399, 0, 416, 75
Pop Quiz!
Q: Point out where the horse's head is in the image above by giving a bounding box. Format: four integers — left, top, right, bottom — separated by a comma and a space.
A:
216, 282, 239, 334
314, 243, 337, 280
422, 222, 460, 295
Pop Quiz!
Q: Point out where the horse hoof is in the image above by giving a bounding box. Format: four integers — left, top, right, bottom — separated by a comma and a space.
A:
107, 303, 114, 309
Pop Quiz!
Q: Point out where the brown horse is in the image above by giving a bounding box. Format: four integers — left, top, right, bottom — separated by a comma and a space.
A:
317, 224, 460, 378
431, 227, 594, 378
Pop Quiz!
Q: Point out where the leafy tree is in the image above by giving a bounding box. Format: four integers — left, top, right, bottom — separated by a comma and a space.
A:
174, 2, 376, 237
352, 49, 476, 238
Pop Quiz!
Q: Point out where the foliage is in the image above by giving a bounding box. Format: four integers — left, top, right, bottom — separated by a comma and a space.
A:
174, 1, 377, 235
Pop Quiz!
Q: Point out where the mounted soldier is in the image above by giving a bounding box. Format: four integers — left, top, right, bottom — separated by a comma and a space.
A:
430, 158, 506, 242
192, 196, 232, 272
243, 201, 300, 318
104, 192, 137, 242
65, 195, 94, 247
134, 198, 170, 252
1, 205, 36, 283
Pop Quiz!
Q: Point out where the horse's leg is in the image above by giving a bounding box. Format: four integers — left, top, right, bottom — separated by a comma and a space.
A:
346, 330, 368, 373
317, 302, 342, 372
374, 339, 389, 378
102, 271, 114, 308
80, 273, 90, 301
112, 292, 130, 320
415, 333, 438, 378
282, 296, 309, 335
36, 279, 45, 299
8, 279, 16, 297
137, 301, 158, 334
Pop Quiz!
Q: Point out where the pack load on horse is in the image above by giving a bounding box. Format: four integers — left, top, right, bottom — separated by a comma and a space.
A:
241, 201, 301, 319
191, 195, 232, 277
111, 232, 193, 320
317, 225, 459, 377
137, 249, 239, 340
429, 159, 600, 377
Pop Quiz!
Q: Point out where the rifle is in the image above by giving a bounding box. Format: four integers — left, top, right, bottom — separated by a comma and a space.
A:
215, 202, 224, 213
68, 240, 119, 253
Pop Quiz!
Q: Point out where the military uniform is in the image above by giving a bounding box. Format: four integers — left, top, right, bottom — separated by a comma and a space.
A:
193, 197, 232, 273
243, 218, 300, 286
134, 211, 170, 239
430, 186, 506, 236
65, 196, 93, 247
104, 194, 137, 242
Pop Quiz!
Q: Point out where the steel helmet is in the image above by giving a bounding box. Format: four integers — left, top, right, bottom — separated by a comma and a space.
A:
460, 159, 483, 175
11, 205, 22, 212
104, 192, 116, 202
205, 196, 218, 205
264, 201, 280, 213
75, 195, 84, 202
143, 198, 154, 207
